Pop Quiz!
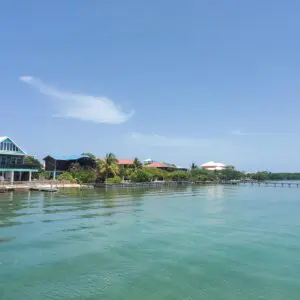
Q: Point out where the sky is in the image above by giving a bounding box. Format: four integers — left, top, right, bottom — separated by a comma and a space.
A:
1, 0, 300, 171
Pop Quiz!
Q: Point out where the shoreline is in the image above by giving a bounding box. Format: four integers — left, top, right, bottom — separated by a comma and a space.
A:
0, 181, 214, 192
2, 179, 300, 193
0, 183, 89, 193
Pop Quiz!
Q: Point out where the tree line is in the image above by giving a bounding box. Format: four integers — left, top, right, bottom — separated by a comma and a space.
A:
24, 153, 300, 184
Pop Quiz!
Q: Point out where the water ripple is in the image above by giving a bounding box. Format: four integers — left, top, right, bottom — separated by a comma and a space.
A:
1, 186, 300, 299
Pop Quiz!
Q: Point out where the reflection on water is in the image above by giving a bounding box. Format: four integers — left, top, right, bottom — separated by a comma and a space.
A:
1, 185, 300, 300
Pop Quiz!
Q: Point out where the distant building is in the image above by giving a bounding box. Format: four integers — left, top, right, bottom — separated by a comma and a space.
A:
143, 158, 154, 165
0, 136, 39, 182
117, 159, 134, 168
175, 165, 188, 172
144, 162, 177, 171
201, 161, 226, 171
43, 154, 95, 179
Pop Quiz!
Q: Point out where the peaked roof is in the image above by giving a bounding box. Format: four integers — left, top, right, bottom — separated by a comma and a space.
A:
0, 136, 8, 143
44, 154, 90, 161
201, 161, 225, 167
144, 162, 175, 168
0, 136, 27, 155
117, 159, 134, 165
201, 161, 226, 167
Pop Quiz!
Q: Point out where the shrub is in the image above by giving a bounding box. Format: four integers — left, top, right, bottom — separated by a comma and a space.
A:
73, 169, 97, 184
106, 176, 122, 184
189, 168, 215, 182
143, 168, 166, 180
167, 171, 188, 181
130, 169, 153, 182
57, 172, 77, 183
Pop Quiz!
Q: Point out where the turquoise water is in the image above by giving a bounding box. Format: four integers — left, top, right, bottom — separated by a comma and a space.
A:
0, 185, 300, 299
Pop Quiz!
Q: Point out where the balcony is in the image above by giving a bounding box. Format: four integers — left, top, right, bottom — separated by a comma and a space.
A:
0, 163, 40, 171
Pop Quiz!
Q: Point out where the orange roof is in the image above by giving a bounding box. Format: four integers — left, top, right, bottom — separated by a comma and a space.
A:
144, 162, 172, 168
117, 159, 134, 165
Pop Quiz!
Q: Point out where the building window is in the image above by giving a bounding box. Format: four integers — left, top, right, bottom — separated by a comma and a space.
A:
0, 156, 6, 165
0, 140, 21, 153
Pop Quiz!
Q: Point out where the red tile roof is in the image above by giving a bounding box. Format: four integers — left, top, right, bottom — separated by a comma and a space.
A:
117, 159, 134, 165
144, 162, 173, 168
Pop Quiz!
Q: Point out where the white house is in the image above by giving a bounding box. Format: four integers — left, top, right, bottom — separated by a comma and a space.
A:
201, 161, 226, 171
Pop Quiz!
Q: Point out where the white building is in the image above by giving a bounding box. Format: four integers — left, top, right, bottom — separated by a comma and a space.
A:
143, 158, 153, 165
201, 161, 226, 171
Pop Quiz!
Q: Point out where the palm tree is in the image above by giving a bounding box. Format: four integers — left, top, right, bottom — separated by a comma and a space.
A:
190, 162, 198, 170
81, 152, 96, 160
133, 157, 143, 170
97, 153, 119, 181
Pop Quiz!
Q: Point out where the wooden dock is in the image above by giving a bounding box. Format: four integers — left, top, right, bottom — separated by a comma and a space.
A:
94, 181, 191, 189
239, 181, 300, 188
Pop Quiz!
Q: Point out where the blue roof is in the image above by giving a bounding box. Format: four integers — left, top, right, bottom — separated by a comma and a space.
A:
45, 154, 90, 161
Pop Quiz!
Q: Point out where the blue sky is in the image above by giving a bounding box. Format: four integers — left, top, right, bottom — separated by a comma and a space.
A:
1, 0, 300, 171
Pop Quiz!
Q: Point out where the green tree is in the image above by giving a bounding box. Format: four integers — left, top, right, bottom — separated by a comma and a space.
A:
24, 156, 43, 171
167, 171, 188, 181
97, 153, 119, 181
57, 172, 77, 183
75, 169, 97, 183
190, 162, 198, 170
251, 171, 270, 181
67, 162, 97, 183
189, 167, 216, 182
81, 152, 96, 160
144, 168, 167, 181
133, 158, 143, 170
106, 176, 122, 184
218, 168, 244, 181
130, 169, 153, 182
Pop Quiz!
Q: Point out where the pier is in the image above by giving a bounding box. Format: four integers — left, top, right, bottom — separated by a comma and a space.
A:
239, 181, 300, 188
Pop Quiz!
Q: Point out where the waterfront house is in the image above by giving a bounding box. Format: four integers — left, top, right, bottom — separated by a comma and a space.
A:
43, 154, 95, 179
0, 136, 39, 182
201, 161, 226, 171
144, 162, 177, 172
117, 159, 134, 168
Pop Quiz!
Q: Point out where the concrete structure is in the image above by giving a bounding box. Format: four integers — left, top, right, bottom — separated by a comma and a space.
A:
0, 136, 39, 183
43, 154, 96, 179
201, 161, 226, 171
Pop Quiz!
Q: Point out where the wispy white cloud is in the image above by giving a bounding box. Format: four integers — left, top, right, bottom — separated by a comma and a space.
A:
230, 129, 276, 136
231, 129, 256, 136
20, 76, 134, 124
129, 132, 223, 148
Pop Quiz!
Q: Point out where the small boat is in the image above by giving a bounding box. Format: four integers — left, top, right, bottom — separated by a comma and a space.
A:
30, 187, 58, 192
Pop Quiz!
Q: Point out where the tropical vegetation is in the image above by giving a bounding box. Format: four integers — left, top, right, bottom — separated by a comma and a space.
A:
96, 153, 119, 182
24, 155, 43, 171
50, 152, 300, 184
